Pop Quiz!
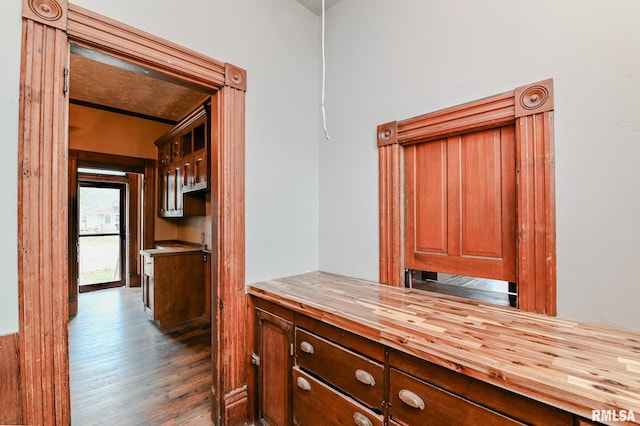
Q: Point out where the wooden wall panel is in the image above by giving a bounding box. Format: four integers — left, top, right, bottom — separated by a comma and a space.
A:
18, 16, 71, 425
406, 127, 516, 282
0, 333, 21, 425
407, 141, 448, 255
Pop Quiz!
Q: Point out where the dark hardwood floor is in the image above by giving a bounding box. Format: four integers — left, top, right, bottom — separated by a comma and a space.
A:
69, 287, 212, 425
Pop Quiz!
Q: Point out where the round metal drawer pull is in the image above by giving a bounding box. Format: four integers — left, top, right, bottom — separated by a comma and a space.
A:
353, 412, 373, 426
398, 389, 425, 410
300, 341, 315, 354
296, 376, 312, 392
354, 369, 376, 386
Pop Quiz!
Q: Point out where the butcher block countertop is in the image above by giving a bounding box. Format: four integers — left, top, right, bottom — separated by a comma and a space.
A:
248, 271, 640, 425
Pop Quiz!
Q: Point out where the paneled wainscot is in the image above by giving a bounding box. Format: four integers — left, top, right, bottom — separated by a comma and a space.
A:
248, 272, 640, 426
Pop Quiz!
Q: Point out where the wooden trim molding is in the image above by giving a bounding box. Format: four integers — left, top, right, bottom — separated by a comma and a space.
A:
225, 63, 247, 92
210, 85, 247, 425
378, 142, 403, 286
18, 13, 71, 425
66, 4, 226, 91
377, 121, 398, 147
397, 91, 515, 146
19, 4, 247, 425
22, 0, 67, 30
378, 79, 556, 315
515, 111, 556, 314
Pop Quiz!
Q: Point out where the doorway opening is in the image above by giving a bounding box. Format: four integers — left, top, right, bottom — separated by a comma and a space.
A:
407, 270, 517, 307
19, 4, 247, 422
78, 174, 127, 292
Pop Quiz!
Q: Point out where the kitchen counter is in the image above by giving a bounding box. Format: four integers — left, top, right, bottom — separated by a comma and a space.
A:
140, 240, 207, 257
248, 271, 640, 424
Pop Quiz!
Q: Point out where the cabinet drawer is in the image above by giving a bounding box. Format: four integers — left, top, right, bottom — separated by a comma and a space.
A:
293, 367, 383, 426
389, 369, 526, 426
296, 328, 384, 410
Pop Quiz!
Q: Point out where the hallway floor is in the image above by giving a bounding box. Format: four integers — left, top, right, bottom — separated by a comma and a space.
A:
69, 287, 213, 425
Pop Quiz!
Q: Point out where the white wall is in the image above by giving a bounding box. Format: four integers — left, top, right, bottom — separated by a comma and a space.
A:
0, 1, 22, 334
319, 0, 640, 330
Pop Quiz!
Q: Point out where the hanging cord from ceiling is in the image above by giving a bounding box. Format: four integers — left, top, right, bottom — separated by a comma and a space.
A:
321, 0, 330, 140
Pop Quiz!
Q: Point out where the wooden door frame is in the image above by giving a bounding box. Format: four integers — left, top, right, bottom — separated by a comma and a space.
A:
378, 79, 556, 315
18, 1, 247, 424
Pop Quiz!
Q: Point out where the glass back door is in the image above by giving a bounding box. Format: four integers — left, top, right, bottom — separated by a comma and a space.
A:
78, 182, 126, 292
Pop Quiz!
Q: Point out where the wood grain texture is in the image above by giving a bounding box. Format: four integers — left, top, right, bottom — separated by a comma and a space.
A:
18, 17, 70, 425
0, 333, 21, 425
211, 85, 248, 425
378, 142, 404, 286
249, 272, 640, 424
406, 127, 517, 281
69, 287, 212, 425
516, 111, 556, 315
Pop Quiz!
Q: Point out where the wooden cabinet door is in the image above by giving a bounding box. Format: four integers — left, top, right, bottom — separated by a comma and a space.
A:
192, 149, 208, 191
255, 308, 293, 426
405, 126, 516, 281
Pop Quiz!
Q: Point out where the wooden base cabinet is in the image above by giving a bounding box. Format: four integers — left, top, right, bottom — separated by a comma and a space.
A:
251, 296, 601, 426
254, 307, 293, 426
141, 250, 205, 327
292, 367, 384, 426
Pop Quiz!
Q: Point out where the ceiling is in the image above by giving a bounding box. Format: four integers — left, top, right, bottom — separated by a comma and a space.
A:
69, 46, 210, 124
297, 0, 341, 15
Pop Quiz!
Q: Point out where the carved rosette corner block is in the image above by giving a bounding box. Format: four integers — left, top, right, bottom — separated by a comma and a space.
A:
514, 78, 554, 118
377, 121, 398, 147
224, 63, 247, 91
22, 0, 68, 30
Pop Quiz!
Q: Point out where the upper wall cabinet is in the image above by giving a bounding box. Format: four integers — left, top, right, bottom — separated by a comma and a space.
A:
155, 104, 210, 218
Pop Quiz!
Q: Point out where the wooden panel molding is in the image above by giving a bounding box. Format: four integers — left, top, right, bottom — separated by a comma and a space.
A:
22, 0, 67, 30
0, 333, 21, 425
377, 121, 398, 147
515, 78, 554, 118
225, 63, 247, 92
378, 79, 556, 315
